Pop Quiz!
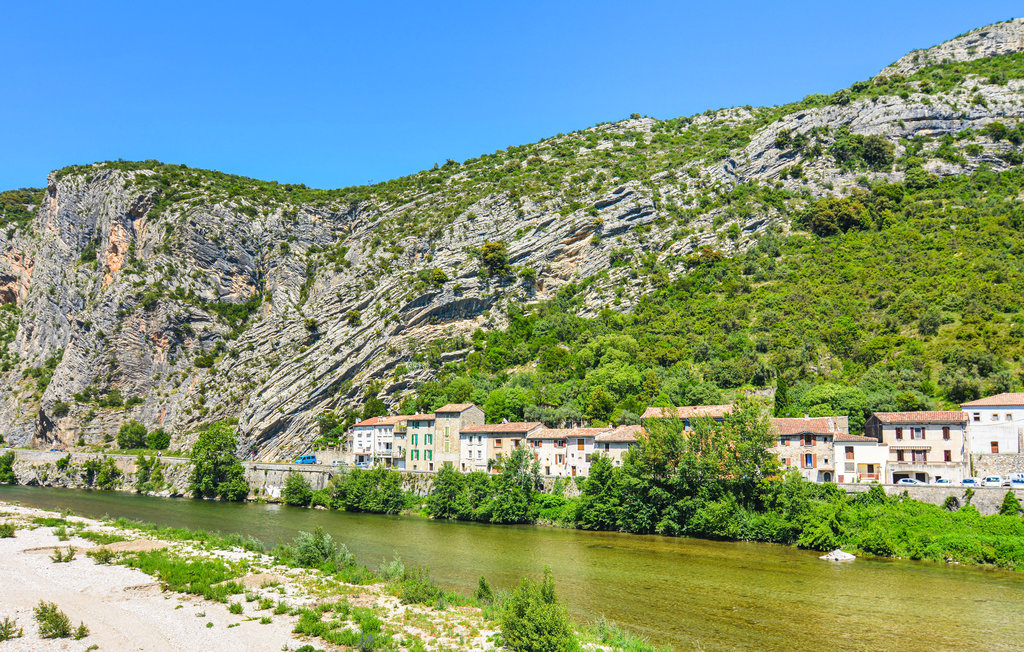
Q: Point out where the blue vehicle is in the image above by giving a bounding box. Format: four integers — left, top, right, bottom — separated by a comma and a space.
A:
295, 454, 317, 465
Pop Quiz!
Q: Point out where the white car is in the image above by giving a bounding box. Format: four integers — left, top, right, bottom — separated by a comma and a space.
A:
896, 478, 923, 485
981, 476, 1002, 487
962, 477, 980, 486
932, 478, 952, 485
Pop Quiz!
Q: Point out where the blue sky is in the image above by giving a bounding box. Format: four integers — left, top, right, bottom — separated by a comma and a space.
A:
1, 1, 1019, 190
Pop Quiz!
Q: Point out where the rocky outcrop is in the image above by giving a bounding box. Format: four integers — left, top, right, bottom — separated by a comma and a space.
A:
881, 18, 1024, 77
1, 21, 1023, 458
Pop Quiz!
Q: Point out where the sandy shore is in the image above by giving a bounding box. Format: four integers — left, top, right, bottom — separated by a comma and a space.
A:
0, 501, 499, 651
0, 503, 304, 651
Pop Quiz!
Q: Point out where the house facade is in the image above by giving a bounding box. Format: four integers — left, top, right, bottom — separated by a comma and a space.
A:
594, 424, 642, 467
961, 393, 1024, 454
834, 433, 887, 483
641, 405, 732, 430
526, 427, 611, 477
459, 422, 543, 472
770, 416, 848, 483
404, 414, 437, 471
864, 411, 970, 483
347, 415, 410, 469
433, 404, 485, 468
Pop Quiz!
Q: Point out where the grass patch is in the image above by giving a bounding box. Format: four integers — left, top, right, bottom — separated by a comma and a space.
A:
76, 530, 127, 545
119, 549, 246, 602
0, 523, 14, 537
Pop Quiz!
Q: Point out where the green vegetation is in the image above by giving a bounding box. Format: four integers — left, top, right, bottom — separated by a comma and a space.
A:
326, 466, 406, 514
117, 419, 147, 449
0, 522, 14, 537
283, 472, 313, 506
425, 447, 542, 524
189, 421, 249, 501
135, 454, 165, 492
0, 188, 43, 231
33, 601, 87, 640
120, 549, 245, 602
146, 428, 171, 450
498, 568, 577, 652
50, 546, 76, 563
0, 452, 14, 484
81, 457, 121, 489
0, 616, 21, 642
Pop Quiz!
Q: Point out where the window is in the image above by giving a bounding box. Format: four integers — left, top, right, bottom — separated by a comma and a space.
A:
896, 450, 905, 462
444, 440, 450, 453
477, 449, 482, 459
604, 443, 610, 451
911, 428, 924, 440
944, 450, 951, 462
991, 441, 999, 453
426, 433, 432, 445
992, 413, 1000, 421
411, 434, 418, 446
845, 462, 855, 473
556, 454, 563, 464
973, 412, 981, 422
577, 438, 585, 451
942, 427, 950, 440
1007, 414, 1013, 421
780, 438, 788, 446
444, 426, 450, 437
784, 458, 791, 466
426, 450, 432, 460
495, 438, 503, 447
585, 454, 592, 462
911, 450, 927, 463
803, 453, 813, 468
845, 446, 854, 460
895, 427, 903, 440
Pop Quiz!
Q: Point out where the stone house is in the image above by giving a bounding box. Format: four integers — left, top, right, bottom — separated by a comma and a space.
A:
961, 393, 1024, 454
593, 424, 643, 467
404, 414, 437, 471
526, 427, 611, 477
459, 422, 544, 473
432, 404, 485, 468
770, 416, 848, 483
641, 405, 733, 430
864, 411, 969, 483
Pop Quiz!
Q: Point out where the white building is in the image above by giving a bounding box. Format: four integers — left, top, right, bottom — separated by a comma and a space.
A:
347, 415, 409, 469
962, 393, 1024, 454
834, 433, 887, 484
593, 425, 642, 467
526, 427, 611, 477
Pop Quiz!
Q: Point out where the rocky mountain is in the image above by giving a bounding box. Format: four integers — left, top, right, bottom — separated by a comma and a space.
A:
1, 19, 1023, 458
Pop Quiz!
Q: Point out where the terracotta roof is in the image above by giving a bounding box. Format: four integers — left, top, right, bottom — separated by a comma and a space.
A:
771, 417, 844, 436
461, 422, 544, 434
834, 433, 878, 443
403, 413, 435, 421
641, 405, 733, 420
596, 424, 644, 443
526, 427, 611, 441
961, 393, 1024, 407
435, 403, 478, 413
871, 411, 968, 424
352, 415, 412, 427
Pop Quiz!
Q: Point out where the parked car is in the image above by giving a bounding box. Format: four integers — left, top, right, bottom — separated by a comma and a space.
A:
933, 478, 952, 485
896, 478, 923, 485
981, 476, 1003, 487
1004, 472, 1024, 485
1010, 479, 1024, 489
962, 477, 981, 486
294, 454, 317, 465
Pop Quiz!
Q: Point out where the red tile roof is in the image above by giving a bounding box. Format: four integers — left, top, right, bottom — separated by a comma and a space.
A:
641, 405, 733, 420
834, 433, 879, 443
771, 417, 844, 436
526, 427, 611, 440
961, 393, 1024, 407
595, 424, 644, 443
403, 413, 435, 421
352, 415, 412, 427
871, 411, 968, 424
461, 422, 544, 434
435, 403, 479, 413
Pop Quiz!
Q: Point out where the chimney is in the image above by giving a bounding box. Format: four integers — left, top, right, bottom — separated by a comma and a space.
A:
803, 413, 809, 419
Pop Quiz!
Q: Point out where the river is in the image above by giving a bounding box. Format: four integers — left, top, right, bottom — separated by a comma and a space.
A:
1, 485, 1021, 650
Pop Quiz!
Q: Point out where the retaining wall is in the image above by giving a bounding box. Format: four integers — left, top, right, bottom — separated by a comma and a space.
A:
840, 483, 1024, 515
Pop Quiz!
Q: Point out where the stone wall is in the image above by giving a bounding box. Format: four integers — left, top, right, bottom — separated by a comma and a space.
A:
841, 483, 1024, 516
971, 453, 1024, 478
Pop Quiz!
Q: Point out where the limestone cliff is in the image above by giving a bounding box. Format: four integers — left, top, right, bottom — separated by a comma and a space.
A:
1, 19, 1023, 458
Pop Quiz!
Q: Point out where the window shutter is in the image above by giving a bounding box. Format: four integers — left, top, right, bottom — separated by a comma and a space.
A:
895, 427, 903, 440
812, 453, 817, 468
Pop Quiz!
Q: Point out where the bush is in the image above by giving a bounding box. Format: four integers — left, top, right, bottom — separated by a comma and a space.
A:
0, 523, 13, 537
0, 616, 22, 642
146, 428, 171, 450
499, 568, 577, 652
283, 472, 313, 507
33, 602, 72, 638
117, 420, 147, 449
0, 452, 15, 484
475, 576, 494, 604
87, 548, 117, 565
229, 602, 243, 615
1000, 491, 1022, 516
293, 527, 354, 569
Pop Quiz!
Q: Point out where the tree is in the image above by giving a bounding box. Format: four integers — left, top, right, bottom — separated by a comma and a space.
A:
774, 376, 791, 416
0, 451, 15, 484
283, 472, 313, 506
361, 396, 387, 421
189, 421, 249, 501
426, 463, 464, 519
571, 454, 620, 530
999, 491, 1022, 516
498, 568, 577, 652
116, 420, 147, 449
491, 446, 541, 524
479, 241, 511, 277
146, 428, 171, 450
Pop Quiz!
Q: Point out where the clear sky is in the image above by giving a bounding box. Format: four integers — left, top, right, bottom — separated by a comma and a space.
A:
1, 1, 1019, 190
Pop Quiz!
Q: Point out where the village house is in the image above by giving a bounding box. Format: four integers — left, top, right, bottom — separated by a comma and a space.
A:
641, 404, 732, 430
594, 424, 642, 467
347, 415, 411, 469
526, 427, 611, 477
834, 433, 888, 483
770, 416, 848, 483
864, 411, 970, 483
459, 422, 544, 473
961, 393, 1024, 454
404, 414, 436, 472
432, 404, 485, 468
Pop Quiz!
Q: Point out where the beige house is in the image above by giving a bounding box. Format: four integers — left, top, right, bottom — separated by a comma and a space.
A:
459, 422, 543, 472
865, 411, 969, 483
594, 424, 643, 467
526, 427, 611, 477
641, 405, 732, 430
433, 404, 485, 468
771, 416, 848, 483
834, 433, 887, 483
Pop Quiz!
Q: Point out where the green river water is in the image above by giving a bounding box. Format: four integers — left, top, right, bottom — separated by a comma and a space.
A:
1, 485, 1021, 650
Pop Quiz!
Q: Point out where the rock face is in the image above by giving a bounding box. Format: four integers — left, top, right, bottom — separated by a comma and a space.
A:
1, 21, 1024, 458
